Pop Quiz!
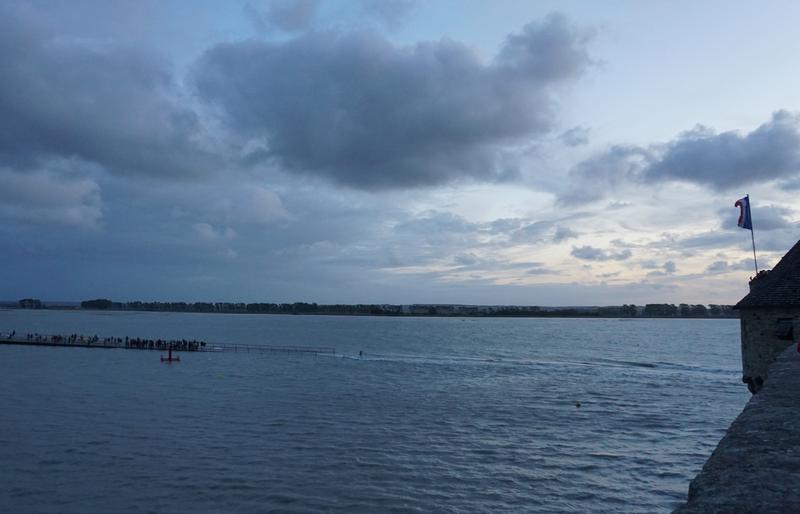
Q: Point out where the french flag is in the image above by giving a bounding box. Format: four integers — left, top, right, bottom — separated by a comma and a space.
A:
735, 196, 753, 230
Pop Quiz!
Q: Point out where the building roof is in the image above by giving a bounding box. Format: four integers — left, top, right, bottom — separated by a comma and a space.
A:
736, 239, 800, 309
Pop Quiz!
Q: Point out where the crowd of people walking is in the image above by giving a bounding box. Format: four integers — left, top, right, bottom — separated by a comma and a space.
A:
1, 330, 207, 351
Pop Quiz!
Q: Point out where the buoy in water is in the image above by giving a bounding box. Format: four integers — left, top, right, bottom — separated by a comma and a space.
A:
161, 348, 180, 363
575, 401, 581, 408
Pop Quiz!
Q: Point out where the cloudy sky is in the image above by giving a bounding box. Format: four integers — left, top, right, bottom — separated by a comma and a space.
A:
2, 0, 800, 305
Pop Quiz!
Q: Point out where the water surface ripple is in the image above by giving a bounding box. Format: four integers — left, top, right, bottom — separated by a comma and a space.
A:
0, 310, 747, 512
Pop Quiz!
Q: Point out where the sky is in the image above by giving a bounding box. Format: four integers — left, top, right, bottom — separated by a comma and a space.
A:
2, 0, 800, 306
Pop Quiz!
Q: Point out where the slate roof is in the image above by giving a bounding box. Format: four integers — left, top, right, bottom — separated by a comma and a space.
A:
736, 239, 800, 309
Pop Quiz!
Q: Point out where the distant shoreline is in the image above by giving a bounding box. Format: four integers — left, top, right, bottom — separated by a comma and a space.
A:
3, 299, 738, 319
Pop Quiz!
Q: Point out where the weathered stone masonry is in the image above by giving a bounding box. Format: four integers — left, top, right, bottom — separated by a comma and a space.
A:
735, 239, 800, 393
738, 308, 797, 393
674, 241, 800, 511
674, 345, 800, 513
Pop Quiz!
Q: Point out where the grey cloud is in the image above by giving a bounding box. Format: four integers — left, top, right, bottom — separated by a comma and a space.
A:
651, 231, 741, 255
359, 0, 416, 28
527, 266, 560, 275
488, 218, 524, 234
553, 225, 578, 242
504, 212, 591, 243
0, 4, 219, 179
571, 245, 632, 261
641, 260, 676, 273
245, 0, 319, 33
192, 223, 237, 244
560, 126, 589, 147
392, 212, 589, 266
652, 225, 798, 257
447, 254, 557, 276
754, 232, 800, 253
512, 220, 555, 242
393, 211, 479, 237
214, 185, 290, 225
706, 259, 753, 274
645, 111, 800, 187
453, 253, 480, 266
646, 261, 676, 277
559, 145, 652, 205
719, 204, 796, 231
566, 111, 800, 204
0, 166, 102, 228
192, 14, 593, 190
379, 210, 576, 277
496, 14, 593, 80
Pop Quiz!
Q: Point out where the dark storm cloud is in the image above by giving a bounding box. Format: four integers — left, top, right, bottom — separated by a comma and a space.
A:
192, 13, 593, 190
0, 3, 218, 179
563, 111, 800, 203
571, 245, 632, 262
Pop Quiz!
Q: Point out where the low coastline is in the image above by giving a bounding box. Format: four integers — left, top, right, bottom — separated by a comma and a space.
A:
2, 300, 738, 319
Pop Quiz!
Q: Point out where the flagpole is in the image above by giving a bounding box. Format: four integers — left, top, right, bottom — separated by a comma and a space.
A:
748, 194, 758, 274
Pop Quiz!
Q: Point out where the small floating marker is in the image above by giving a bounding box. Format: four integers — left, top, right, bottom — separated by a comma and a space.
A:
575, 400, 581, 408
160, 348, 180, 363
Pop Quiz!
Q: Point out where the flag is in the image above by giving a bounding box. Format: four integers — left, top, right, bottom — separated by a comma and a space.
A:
735, 196, 752, 230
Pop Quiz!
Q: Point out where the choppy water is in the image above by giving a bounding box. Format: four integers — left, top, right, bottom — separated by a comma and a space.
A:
0, 310, 748, 513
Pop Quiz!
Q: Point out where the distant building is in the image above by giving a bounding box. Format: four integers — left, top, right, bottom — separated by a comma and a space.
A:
735, 240, 800, 393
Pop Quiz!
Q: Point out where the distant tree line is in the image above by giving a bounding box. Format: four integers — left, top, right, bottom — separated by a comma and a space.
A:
79, 299, 402, 315
18, 298, 44, 309
76, 299, 737, 318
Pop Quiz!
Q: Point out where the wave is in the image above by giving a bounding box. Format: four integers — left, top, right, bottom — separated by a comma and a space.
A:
326, 352, 738, 377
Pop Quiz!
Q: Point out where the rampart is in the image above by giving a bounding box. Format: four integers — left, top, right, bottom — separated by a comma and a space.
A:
739, 308, 797, 393
674, 344, 800, 512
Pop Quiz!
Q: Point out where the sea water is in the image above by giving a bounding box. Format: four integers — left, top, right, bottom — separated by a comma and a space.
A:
0, 309, 748, 513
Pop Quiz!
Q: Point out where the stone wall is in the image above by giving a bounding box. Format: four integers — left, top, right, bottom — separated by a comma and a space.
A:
739, 307, 798, 393
674, 344, 800, 512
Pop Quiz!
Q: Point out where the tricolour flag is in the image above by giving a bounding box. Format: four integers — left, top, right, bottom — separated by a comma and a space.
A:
735, 196, 752, 230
